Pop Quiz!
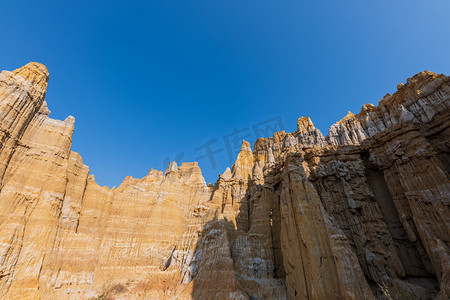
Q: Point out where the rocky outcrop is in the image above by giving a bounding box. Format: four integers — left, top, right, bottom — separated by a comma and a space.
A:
0, 63, 448, 299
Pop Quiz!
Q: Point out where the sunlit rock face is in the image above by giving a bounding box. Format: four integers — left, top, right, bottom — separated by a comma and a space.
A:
0, 63, 448, 299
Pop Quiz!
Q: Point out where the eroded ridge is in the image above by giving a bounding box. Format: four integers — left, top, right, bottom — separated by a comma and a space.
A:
0, 63, 448, 299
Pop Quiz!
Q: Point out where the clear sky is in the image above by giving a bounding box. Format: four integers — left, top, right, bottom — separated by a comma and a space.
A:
1, 1, 449, 187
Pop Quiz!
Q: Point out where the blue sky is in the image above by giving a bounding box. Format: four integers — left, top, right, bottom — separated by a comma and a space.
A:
1, 1, 449, 187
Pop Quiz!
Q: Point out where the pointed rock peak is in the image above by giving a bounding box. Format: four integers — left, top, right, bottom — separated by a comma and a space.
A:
38, 100, 51, 115
165, 161, 178, 175
398, 70, 447, 95
170, 161, 178, 170
64, 116, 75, 125
12, 62, 49, 86
146, 168, 162, 175
236, 140, 253, 160
232, 140, 254, 180
13, 62, 49, 76
273, 130, 287, 143
116, 175, 134, 189
377, 93, 393, 107
360, 103, 377, 113
407, 70, 439, 85
296, 117, 315, 133
240, 140, 252, 152
337, 111, 356, 124
178, 162, 206, 185
142, 169, 164, 183
222, 167, 232, 180
145, 168, 163, 179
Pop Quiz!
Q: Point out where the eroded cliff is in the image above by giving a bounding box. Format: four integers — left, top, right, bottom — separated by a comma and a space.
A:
0, 63, 448, 299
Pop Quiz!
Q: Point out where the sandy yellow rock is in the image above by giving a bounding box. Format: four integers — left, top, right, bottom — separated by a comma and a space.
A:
0, 63, 448, 299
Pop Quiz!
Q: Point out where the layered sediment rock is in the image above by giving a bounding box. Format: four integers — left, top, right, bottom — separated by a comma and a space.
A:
0, 63, 448, 299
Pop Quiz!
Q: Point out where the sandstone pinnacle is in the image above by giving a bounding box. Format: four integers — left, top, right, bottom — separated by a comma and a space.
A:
0, 63, 448, 299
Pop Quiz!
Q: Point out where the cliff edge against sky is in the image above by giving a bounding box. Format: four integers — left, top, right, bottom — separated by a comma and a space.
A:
0, 63, 448, 299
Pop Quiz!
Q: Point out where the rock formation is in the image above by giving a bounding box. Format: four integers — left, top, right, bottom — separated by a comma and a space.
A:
0, 63, 448, 299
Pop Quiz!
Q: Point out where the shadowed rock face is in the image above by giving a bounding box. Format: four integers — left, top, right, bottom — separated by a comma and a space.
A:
0, 63, 448, 299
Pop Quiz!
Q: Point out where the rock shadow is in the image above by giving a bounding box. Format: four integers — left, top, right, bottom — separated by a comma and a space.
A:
186, 173, 287, 299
